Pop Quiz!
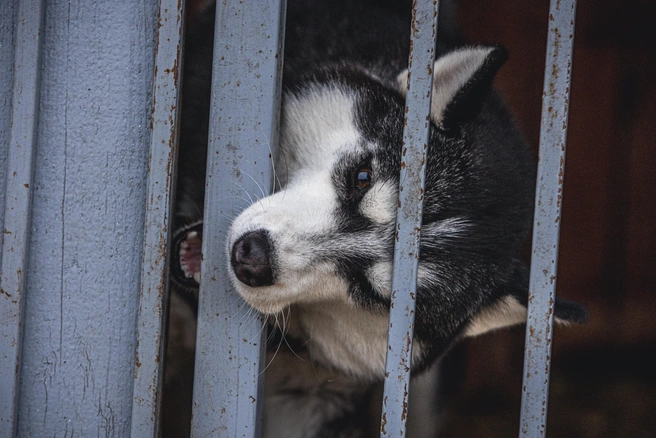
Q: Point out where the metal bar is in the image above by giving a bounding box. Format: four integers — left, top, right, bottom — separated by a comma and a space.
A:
0, 0, 44, 435
0, 0, 16, 228
191, 0, 286, 436
519, 0, 577, 436
380, 1, 439, 437
130, 0, 185, 436
15, 1, 158, 435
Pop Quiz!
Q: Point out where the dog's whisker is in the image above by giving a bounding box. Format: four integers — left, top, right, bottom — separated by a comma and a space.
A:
232, 181, 256, 205
258, 125, 283, 196
248, 312, 269, 343
243, 170, 269, 199
217, 212, 240, 222
232, 298, 253, 321
221, 194, 255, 207
267, 314, 281, 344
280, 307, 304, 361
259, 337, 283, 377
242, 171, 269, 212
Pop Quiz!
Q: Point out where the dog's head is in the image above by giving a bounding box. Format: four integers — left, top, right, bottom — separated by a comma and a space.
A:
174, 46, 586, 373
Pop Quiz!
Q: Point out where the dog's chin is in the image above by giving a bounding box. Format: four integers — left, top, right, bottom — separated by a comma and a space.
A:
231, 282, 292, 315
230, 267, 352, 315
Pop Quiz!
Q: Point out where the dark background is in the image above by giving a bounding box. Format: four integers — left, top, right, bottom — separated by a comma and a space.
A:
438, 1, 656, 436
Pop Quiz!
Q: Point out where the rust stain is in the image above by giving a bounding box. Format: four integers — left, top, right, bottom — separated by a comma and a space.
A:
401, 383, 409, 421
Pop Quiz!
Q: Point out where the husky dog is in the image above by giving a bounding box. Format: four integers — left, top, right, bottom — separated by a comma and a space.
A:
167, 0, 586, 436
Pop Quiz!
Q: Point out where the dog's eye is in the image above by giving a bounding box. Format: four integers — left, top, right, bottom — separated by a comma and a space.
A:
355, 166, 372, 190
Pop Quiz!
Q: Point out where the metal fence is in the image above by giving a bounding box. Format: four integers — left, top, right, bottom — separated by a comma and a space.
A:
0, 0, 576, 436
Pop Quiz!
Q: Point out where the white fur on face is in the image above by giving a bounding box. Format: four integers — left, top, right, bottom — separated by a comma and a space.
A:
278, 85, 361, 181
359, 179, 397, 226
226, 84, 431, 379
227, 173, 348, 314
227, 86, 363, 314
366, 261, 393, 298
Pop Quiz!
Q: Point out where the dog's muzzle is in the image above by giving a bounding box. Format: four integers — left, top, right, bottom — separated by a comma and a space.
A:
230, 230, 274, 288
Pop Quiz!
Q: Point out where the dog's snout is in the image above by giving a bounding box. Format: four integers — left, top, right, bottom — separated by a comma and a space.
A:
231, 230, 274, 288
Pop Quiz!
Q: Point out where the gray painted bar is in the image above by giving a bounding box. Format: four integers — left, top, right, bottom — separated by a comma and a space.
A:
130, 0, 185, 436
380, 1, 439, 437
190, 0, 286, 436
0, 1, 43, 435
15, 1, 158, 436
0, 0, 15, 229
519, 0, 577, 437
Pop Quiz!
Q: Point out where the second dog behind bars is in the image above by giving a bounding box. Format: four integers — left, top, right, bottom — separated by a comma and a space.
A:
166, 0, 586, 436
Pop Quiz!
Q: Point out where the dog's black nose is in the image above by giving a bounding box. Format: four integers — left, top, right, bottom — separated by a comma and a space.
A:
231, 230, 274, 287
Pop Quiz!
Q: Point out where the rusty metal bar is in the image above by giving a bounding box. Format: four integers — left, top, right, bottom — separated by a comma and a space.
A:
130, 0, 185, 436
380, 1, 439, 437
0, 0, 44, 435
190, 0, 286, 436
519, 0, 577, 436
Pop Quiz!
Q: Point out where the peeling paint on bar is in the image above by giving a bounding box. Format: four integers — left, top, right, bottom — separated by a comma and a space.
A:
0, 1, 44, 435
130, 0, 185, 436
190, 1, 286, 436
380, 1, 439, 437
519, 0, 577, 437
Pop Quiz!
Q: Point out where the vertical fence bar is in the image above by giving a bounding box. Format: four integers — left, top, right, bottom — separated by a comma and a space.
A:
519, 0, 577, 436
130, 0, 184, 436
0, 0, 44, 435
0, 0, 15, 225
380, 1, 439, 437
191, 0, 286, 436
15, 1, 158, 436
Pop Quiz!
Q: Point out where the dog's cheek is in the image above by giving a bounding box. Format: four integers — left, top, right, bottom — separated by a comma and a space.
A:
365, 261, 393, 298
359, 180, 397, 226
344, 270, 389, 310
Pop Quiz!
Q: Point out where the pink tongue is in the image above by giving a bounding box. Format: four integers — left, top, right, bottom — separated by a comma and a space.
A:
179, 230, 202, 283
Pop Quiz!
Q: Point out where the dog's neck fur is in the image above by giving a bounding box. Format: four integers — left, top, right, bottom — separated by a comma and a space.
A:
263, 343, 371, 438
273, 302, 424, 381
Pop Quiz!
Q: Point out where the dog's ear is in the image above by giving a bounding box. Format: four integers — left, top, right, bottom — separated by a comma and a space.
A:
464, 263, 588, 337
396, 46, 508, 130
